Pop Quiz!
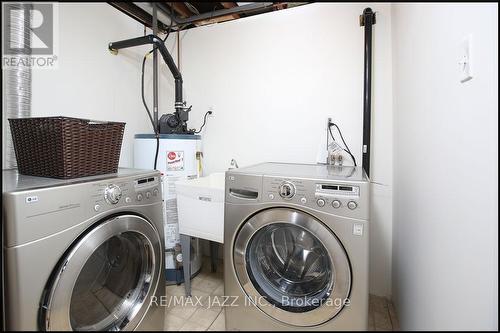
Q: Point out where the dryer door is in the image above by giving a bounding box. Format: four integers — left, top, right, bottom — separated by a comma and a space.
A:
41, 214, 162, 331
233, 208, 351, 327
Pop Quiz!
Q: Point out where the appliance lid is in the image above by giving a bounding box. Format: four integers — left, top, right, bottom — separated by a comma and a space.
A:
229, 162, 368, 182
134, 133, 201, 140
2, 168, 158, 193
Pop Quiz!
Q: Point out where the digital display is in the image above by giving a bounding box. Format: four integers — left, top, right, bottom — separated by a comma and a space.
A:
321, 185, 338, 190
339, 186, 352, 191
148, 177, 155, 182
316, 183, 359, 197
137, 179, 148, 184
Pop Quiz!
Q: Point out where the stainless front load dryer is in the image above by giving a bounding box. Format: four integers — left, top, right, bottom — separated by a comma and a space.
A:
224, 163, 370, 330
2, 169, 165, 331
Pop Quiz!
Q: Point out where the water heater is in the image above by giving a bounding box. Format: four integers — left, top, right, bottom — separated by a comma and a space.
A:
134, 133, 202, 282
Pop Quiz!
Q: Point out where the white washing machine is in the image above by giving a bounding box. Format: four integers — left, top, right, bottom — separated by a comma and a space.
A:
224, 163, 370, 330
2, 168, 165, 331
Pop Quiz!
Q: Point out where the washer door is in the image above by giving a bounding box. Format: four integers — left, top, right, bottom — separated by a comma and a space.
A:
42, 214, 162, 331
233, 208, 351, 327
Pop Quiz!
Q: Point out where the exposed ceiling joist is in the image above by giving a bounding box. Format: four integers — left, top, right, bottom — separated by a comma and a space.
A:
109, 2, 309, 32
169, 2, 193, 18
220, 2, 240, 20
108, 2, 169, 32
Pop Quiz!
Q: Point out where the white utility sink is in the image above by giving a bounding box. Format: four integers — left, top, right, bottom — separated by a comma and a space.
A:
176, 172, 225, 243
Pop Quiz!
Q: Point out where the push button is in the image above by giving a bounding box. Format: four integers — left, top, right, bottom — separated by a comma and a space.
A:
137, 193, 143, 201
94, 204, 101, 212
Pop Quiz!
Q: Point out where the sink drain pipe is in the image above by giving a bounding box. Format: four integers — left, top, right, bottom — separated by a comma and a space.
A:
360, 8, 376, 178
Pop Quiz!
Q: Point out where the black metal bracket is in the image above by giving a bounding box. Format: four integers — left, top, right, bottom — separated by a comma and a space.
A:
360, 8, 376, 178
359, 8, 376, 26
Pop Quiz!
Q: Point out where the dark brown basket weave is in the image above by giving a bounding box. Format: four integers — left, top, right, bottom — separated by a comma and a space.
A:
9, 117, 125, 179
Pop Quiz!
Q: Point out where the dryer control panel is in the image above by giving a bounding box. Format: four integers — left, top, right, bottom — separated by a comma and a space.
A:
92, 176, 161, 212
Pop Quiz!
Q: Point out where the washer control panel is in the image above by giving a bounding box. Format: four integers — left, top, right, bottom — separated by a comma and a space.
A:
314, 183, 360, 210
262, 175, 367, 219
315, 184, 360, 197
279, 181, 296, 199
265, 177, 308, 205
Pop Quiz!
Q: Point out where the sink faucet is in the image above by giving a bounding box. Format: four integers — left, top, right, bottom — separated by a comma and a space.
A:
229, 159, 239, 169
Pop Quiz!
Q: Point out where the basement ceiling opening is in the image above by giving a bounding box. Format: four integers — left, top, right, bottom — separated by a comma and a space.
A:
108, 2, 309, 32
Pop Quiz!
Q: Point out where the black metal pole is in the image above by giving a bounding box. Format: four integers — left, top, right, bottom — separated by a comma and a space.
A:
360, 8, 375, 178
109, 35, 183, 115
152, 4, 159, 131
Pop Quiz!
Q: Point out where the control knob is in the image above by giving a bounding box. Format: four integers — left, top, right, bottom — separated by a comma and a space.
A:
347, 201, 358, 210
316, 198, 326, 207
332, 200, 341, 209
279, 182, 296, 199
104, 184, 122, 204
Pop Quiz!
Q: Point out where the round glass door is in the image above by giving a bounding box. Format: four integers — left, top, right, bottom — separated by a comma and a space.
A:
233, 208, 351, 327
247, 223, 332, 312
70, 232, 152, 330
41, 215, 162, 331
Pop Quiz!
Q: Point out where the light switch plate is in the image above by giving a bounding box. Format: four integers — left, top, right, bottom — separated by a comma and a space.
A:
459, 34, 473, 83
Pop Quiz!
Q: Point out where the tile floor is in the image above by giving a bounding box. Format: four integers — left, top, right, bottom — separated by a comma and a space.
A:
164, 257, 399, 331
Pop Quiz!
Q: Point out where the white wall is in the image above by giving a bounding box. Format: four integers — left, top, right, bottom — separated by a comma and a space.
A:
3, 3, 393, 296
180, 3, 394, 297
27, 3, 178, 167
392, 3, 498, 330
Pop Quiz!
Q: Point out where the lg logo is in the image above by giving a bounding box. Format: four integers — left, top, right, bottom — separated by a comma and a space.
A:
3, 3, 54, 55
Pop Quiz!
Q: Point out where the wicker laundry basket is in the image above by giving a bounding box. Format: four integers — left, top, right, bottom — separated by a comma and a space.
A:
9, 116, 125, 179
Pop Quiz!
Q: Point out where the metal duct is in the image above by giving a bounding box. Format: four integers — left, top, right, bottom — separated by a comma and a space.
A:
2, 3, 32, 169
